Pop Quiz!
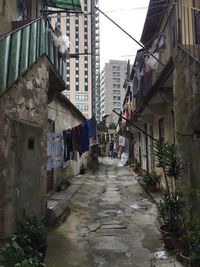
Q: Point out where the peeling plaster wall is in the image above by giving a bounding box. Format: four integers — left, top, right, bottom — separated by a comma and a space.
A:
0, 57, 49, 237
174, 50, 200, 210
48, 99, 88, 189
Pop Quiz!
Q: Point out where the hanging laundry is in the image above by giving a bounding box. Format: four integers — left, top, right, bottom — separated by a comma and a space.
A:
74, 124, 82, 155
146, 52, 159, 70
81, 122, 89, 154
119, 135, 125, 147
47, 132, 53, 171
143, 56, 151, 73
157, 34, 166, 50
88, 117, 97, 139
63, 129, 74, 162
52, 131, 64, 169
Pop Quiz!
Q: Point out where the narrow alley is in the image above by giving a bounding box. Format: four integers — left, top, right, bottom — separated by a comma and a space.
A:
45, 159, 180, 267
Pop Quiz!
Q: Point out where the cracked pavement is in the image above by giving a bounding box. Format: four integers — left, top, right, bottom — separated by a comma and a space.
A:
45, 158, 182, 267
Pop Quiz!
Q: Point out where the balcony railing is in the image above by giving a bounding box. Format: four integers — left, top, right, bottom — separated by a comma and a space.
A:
177, 3, 200, 63
134, 2, 200, 113
0, 16, 66, 95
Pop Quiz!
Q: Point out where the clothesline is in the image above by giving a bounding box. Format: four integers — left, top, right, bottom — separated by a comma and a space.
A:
47, 117, 97, 171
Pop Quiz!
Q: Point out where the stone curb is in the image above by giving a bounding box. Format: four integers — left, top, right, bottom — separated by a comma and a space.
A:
46, 176, 86, 226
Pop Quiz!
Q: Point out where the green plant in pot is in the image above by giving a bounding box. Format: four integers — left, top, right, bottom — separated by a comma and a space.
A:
158, 190, 186, 235
142, 171, 161, 192
153, 141, 182, 194
180, 217, 200, 266
157, 190, 186, 250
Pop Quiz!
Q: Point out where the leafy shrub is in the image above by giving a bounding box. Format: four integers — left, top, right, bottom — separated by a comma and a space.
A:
157, 191, 186, 232
142, 171, 161, 188
133, 159, 141, 173
0, 214, 47, 267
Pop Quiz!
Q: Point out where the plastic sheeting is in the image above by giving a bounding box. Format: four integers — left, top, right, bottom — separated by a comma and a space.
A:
46, 0, 82, 11
53, 34, 70, 55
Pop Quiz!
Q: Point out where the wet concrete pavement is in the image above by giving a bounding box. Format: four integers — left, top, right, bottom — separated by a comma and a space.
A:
45, 158, 182, 267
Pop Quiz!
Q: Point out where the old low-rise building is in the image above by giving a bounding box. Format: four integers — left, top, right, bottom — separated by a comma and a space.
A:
0, 0, 82, 238
122, 0, 200, 208
47, 93, 88, 193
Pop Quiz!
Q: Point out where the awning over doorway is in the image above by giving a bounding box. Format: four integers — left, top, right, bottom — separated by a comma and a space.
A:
46, 0, 82, 11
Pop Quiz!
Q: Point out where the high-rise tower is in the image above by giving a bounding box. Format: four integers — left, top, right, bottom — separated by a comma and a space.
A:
51, 0, 100, 119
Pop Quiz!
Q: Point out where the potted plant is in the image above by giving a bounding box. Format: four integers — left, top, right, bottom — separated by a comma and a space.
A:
153, 141, 182, 194
142, 171, 161, 192
157, 190, 186, 249
179, 217, 200, 267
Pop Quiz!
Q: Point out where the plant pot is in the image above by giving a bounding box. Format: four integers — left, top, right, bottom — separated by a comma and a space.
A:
148, 185, 158, 193
176, 250, 185, 262
160, 224, 181, 237
163, 236, 174, 249
171, 237, 184, 251
190, 259, 200, 267
179, 251, 191, 267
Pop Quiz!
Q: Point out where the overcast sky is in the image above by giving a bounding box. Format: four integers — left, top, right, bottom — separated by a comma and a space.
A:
99, 0, 150, 70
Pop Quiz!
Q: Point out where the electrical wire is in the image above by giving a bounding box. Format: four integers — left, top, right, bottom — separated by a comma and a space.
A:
48, 1, 171, 18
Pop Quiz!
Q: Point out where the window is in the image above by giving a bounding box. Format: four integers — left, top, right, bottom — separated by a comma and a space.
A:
75, 93, 88, 100
65, 92, 70, 99
76, 104, 88, 111
117, 66, 120, 71
17, 0, 31, 20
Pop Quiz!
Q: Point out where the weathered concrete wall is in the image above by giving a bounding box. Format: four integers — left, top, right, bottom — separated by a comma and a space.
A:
0, 0, 16, 35
0, 56, 49, 237
131, 103, 174, 173
0, 0, 44, 36
48, 98, 88, 190
174, 50, 200, 210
